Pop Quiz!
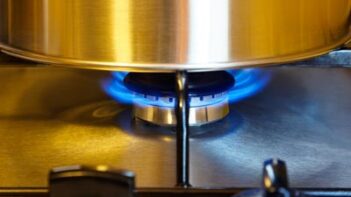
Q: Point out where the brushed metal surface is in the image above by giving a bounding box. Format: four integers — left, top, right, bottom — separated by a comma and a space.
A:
0, 0, 351, 71
283, 50, 351, 68
0, 65, 351, 189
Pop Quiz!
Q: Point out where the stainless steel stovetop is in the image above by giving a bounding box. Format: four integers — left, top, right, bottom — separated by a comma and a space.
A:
1, 57, 351, 195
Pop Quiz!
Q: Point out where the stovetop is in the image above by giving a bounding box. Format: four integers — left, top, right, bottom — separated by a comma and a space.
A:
1, 61, 351, 195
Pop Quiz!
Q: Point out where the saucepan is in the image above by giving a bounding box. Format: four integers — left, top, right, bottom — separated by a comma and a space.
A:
0, 0, 350, 72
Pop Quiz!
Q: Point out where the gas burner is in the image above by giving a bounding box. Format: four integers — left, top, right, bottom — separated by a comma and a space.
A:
124, 71, 235, 126
103, 69, 271, 126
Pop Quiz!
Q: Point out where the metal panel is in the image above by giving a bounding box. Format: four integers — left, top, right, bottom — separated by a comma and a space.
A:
0, 66, 350, 188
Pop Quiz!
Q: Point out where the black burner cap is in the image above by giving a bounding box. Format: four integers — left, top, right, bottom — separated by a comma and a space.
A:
124, 71, 235, 97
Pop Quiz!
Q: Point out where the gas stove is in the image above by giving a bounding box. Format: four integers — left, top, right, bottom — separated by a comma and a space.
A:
1, 51, 351, 196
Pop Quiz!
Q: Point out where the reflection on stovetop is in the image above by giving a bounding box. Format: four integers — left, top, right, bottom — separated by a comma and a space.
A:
0, 66, 351, 192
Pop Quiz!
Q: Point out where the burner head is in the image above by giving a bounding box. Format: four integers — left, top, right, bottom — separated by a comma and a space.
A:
124, 71, 235, 126
103, 69, 271, 126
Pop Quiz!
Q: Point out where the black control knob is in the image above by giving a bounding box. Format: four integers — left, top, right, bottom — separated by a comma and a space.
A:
263, 159, 291, 197
49, 165, 135, 197
233, 159, 298, 197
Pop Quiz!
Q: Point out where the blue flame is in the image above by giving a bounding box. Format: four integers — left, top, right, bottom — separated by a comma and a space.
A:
102, 69, 271, 107
226, 69, 272, 103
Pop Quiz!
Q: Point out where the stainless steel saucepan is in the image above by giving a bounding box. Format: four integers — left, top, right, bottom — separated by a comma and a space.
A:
0, 0, 350, 72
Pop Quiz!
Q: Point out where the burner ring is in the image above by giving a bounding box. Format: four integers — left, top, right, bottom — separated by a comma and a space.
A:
123, 71, 234, 126
133, 95, 230, 126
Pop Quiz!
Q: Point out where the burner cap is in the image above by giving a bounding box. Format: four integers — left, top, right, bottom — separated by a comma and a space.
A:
124, 71, 235, 97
